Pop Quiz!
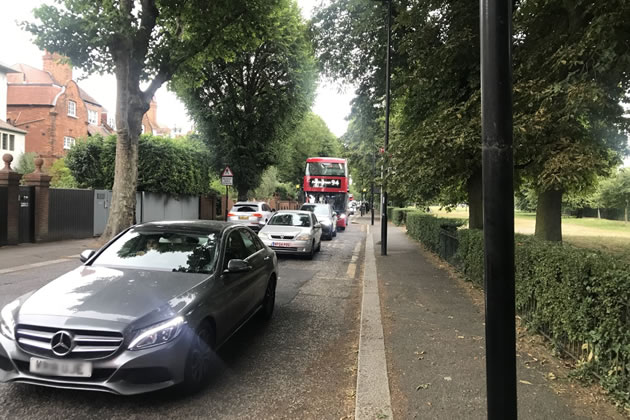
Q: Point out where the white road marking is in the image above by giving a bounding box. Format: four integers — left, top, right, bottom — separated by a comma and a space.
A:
355, 224, 393, 420
0, 258, 73, 275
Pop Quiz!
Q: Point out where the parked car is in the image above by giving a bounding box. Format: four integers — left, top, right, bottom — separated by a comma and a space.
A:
258, 210, 322, 259
227, 202, 275, 231
300, 203, 337, 240
0, 220, 277, 395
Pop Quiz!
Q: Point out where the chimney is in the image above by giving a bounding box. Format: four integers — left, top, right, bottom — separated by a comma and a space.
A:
42, 51, 73, 85
147, 98, 158, 125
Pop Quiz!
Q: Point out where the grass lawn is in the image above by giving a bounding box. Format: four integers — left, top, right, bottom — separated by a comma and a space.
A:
428, 206, 630, 263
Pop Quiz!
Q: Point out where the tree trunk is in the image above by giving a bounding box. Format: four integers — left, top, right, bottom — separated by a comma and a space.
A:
237, 187, 248, 202
625, 200, 628, 225
597, 208, 601, 219
101, 56, 149, 241
535, 188, 563, 242
467, 168, 483, 230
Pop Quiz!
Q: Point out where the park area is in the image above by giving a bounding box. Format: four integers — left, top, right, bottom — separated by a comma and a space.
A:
430, 207, 630, 264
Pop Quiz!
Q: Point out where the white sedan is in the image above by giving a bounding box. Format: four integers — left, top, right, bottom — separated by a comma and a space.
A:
258, 211, 322, 259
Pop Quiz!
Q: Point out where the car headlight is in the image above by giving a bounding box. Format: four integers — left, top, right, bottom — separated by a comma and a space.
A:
295, 233, 311, 241
0, 300, 18, 340
128, 317, 185, 350
258, 232, 269, 239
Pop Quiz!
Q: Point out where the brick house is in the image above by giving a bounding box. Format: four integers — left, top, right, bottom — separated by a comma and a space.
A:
0, 62, 27, 162
6, 52, 114, 166
142, 99, 171, 137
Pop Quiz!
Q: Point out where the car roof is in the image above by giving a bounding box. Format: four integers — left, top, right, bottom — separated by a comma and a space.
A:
134, 220, 234, 235
273, 210, 311, 215
234, 202, 263, 206
301, 203, 330, 207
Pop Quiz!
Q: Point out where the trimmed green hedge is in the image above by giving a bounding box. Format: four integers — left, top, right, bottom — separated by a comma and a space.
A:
406, 212, 466, 253
410, 217, 630, 406
391, 207, 419, 226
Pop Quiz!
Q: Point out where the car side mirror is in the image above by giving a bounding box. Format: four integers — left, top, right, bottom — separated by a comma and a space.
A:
314, 223, 322, 229
225, 259, 251, 273
272, 208, 276, 212
79, 249, 95, 263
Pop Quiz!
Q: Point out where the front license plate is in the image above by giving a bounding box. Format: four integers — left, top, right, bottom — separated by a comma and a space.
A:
239, 216, 249, 220
29, 357, 93, 378
272, 242, 292, 247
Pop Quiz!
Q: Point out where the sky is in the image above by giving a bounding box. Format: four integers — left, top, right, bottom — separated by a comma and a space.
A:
0, 0, 354, 137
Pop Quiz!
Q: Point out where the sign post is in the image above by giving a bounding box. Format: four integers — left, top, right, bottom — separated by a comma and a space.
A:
221, 166, 234, 221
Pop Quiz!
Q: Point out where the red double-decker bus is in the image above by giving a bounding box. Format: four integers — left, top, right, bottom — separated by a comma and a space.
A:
303, 157, 350, 229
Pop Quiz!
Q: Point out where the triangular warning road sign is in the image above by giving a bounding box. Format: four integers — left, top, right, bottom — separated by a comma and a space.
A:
221, 166, 234, 177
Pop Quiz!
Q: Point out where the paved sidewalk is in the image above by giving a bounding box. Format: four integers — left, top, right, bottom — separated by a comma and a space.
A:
0, 238, 98, 272
358, 216, 621, 419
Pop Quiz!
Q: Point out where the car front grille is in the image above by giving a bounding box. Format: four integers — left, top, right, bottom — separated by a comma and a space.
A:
15, 325, 124, 360
270, 235, 296, 240
271, 247, 299, 252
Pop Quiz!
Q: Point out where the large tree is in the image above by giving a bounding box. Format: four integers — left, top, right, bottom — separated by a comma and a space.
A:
26, 0, 281, 240
598, 169, 630, 223
172, 0, 317, 200
513, 0, 630, 241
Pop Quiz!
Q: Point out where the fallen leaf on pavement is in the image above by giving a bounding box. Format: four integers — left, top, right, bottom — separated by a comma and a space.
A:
416, 383, 431, 390
519, 380, 533, 385
547, 372, 557, 380
444, 376, 452, 381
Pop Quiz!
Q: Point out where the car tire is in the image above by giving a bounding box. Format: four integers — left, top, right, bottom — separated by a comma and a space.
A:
182, 322, 215, 393
260, 276, 276, 320
316, 239, 321, 252
307, 241, 315, 260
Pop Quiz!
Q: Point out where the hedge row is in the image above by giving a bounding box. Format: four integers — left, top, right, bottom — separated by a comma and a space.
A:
392, 208, 418, 226
403, 214, 630, 406
406, 212, 466, 253
66, 134, 216, 196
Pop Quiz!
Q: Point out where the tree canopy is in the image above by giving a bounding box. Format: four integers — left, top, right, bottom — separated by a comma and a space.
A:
311, 0, 630, 239
172, 0, 317, 200
26, 0, 284, 239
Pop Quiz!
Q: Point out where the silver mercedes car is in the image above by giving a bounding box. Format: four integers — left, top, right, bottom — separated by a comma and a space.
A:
0, 220, 277, 395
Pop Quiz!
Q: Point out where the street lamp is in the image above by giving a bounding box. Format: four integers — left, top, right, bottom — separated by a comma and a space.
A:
373, 0, 392, 256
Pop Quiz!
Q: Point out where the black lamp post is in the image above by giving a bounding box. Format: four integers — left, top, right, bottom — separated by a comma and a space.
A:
373, 0, 392, 255
481, 0, 517, 418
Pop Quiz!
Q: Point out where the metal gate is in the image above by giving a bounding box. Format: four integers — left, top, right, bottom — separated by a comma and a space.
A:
48, 189, 94, 241
93, 190, 112, 236
18, 186, 35, 243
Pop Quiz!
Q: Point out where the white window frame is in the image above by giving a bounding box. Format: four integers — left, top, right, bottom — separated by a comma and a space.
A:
63, 136, 75, 150
67, 100, 77, 117
88, 109, 98, 125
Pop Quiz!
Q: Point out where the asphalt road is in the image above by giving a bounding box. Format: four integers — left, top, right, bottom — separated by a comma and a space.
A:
0, 223, 366, 419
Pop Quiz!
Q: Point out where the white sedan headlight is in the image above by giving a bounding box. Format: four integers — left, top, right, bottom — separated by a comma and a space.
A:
0, 300, 18, 340
258, 232, 270, 239
295, 233, 311, 241
128, 317, 184, 350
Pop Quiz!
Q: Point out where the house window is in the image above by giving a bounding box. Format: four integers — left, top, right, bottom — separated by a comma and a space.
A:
68, 100, 77, 117
9, 135, 14, 151
1, 133, 7, 150
63, 136, 75, 150
88, 109, 98, 125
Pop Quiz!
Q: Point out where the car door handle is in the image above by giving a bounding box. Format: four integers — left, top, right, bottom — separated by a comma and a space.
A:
264, 256, 271, 261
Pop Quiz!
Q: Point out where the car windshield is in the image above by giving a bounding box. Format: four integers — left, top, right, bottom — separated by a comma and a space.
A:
92, 228, 219, 273
268, 213, 311, 227
302, 205, 329, 216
